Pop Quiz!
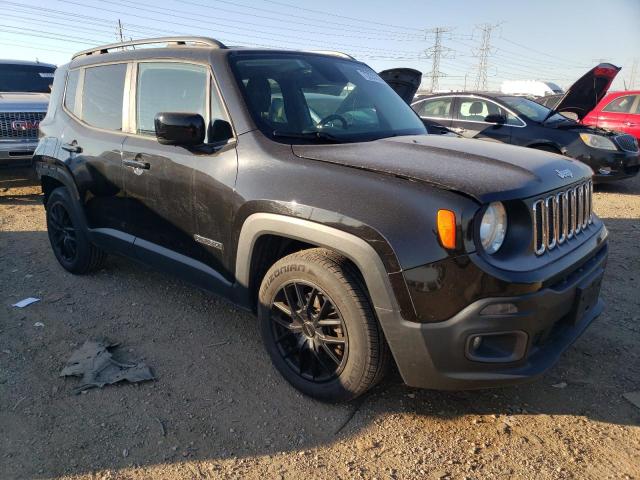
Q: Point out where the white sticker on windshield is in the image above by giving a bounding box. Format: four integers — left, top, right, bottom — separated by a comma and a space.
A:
356, 68, 386, 84
38, 72, 54, 78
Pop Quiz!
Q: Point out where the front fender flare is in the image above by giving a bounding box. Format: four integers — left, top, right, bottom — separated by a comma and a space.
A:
235, 212, 441, 387
235, 213, 398, 312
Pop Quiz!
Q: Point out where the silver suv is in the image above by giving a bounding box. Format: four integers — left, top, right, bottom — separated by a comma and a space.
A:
0, 60, 55, 166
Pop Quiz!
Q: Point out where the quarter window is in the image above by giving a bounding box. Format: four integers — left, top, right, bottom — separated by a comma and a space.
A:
82, 64, 127, 131
414, 98, 452, 118
136, 62, 207, 136
64, 69, 80, 116
602, 95, 635, 113
209, 80, 233, 143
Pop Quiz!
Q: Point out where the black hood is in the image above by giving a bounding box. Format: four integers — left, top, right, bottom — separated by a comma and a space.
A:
552, 63, 620, 121
378, 68, 422, 104
292, 135, 592, 203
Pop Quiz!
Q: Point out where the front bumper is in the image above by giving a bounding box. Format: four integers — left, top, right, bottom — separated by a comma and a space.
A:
0, 139, 38, 166
571, 146, 639, 182
383, 240, 607, 391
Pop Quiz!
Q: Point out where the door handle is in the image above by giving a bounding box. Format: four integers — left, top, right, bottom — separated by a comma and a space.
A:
625, 122, 637, 127
123, 158, 151, 170
61, 142, 82, 153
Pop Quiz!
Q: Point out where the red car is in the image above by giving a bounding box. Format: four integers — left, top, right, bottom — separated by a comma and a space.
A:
583, 90, 640, 142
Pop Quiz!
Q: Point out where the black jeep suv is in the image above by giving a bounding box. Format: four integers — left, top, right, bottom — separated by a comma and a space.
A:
35, 37, 608, 402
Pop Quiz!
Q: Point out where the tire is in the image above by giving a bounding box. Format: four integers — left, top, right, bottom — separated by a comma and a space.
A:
258, 248, 390, 402
46, 186, 106, 274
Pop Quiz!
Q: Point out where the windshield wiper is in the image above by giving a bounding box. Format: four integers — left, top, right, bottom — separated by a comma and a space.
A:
272, 130, 347, 143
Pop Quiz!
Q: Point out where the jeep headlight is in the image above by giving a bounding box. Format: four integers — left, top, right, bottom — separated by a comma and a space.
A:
480, 202, 507, 254
579, 133, 617, 151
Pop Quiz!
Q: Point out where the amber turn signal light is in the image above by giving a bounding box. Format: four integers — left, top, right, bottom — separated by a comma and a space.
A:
437, 209, 456, 249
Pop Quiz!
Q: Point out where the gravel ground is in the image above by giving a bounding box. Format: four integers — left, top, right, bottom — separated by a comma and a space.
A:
0, 167, 639, 480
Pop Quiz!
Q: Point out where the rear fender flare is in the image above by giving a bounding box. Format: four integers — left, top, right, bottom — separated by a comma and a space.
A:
35, 155, 81, 202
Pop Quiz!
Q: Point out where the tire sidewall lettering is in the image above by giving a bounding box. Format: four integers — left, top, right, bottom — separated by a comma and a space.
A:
261, 264, 308, 296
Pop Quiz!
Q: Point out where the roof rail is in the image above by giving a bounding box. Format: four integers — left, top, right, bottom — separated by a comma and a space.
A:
72, 36, 227, 60
308, 50, 356, 60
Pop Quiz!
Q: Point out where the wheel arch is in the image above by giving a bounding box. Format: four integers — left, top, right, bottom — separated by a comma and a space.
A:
35, 156, 81, 205
235, 213, 399, 315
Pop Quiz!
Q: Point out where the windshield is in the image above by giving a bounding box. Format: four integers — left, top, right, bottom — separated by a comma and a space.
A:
0, 64, 55, 93
499, 96, 568, 123
229, 53, 426, 143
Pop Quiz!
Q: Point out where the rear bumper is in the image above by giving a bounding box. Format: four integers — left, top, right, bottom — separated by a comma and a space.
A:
384, 241, 607, 391
0, 140, 37, 166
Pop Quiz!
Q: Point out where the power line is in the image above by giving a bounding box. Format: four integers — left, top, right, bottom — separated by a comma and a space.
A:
257, 0, 424, 32
0, 3, 427, 62
52, 0, 422, 56
174, 0, 423, 38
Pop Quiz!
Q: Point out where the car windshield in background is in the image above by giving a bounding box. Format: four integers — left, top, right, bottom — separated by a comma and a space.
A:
499, 96, 567, 123
0, 64, 56, 93
230, 53, 426, 143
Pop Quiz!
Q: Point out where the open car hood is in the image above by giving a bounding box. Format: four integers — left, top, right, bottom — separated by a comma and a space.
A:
552, 63, 620, 120
378, 68, 422, 104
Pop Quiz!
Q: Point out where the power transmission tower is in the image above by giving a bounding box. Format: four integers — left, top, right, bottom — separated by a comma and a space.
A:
630, 59, 638, 89
423, 27, 454, 92
474, 23, 498, 91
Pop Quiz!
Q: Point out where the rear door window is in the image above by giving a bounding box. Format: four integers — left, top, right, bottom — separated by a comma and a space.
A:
456, 97, 521, 125
413, 98, 453, 119
602, 95, 635, 113
81, 64, 127, 131
136, 62, 207, 136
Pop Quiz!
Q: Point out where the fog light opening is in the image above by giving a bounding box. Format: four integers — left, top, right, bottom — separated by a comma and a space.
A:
471, 336, 483, 352
480, 303, 518, 316
465, 331, 528, 363
598, 167, 612, 175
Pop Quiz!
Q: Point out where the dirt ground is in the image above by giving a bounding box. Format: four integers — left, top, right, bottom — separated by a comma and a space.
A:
1, 167, 639, 480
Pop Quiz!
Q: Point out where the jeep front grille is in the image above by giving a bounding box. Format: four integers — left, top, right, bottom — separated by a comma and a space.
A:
532, 180, 593, 256
615, 134, 639, 153
0, 112, 45, 139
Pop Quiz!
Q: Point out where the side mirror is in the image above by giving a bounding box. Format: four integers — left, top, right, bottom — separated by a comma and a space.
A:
208, 118, 233, 143
155, 112, 205, 146
484, 113, 506, 124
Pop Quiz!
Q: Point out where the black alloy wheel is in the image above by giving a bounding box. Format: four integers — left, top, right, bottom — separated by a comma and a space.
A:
48, 201, 78, 263
269, 281, 348, 382
45, 186, 106, 274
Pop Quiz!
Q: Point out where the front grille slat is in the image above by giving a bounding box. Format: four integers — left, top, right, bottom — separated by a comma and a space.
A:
0, 112, 45, 139
532, 180, 593, 256
615, 134, 639, 153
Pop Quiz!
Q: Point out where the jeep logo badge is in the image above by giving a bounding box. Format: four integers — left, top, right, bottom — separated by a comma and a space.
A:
11, 120, 40, 131
555, 168, 573, 179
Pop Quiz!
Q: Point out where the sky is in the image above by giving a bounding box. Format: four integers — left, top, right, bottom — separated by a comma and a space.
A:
1, 0, 639, 92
